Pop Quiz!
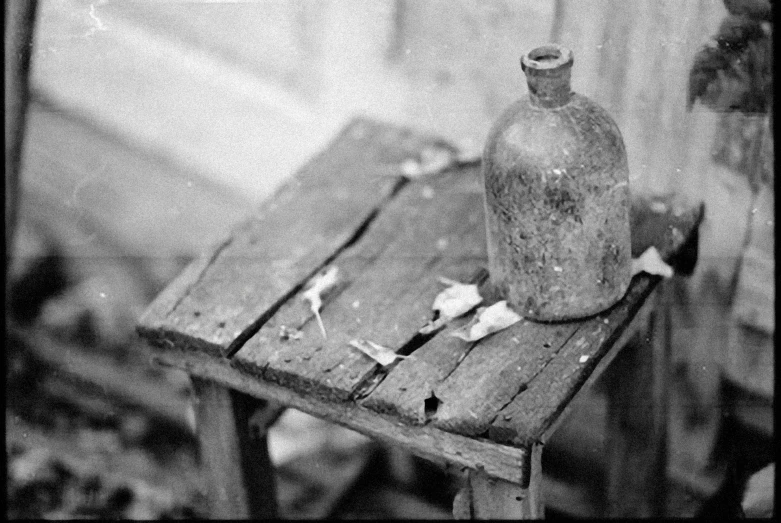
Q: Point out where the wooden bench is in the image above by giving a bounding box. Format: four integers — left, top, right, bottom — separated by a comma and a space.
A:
137, 119, 703, 519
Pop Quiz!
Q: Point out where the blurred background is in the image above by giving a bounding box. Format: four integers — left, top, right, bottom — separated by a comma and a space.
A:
6, 0, 773, 518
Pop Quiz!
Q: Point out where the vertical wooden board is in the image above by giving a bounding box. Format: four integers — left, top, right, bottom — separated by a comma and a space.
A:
21, 102, 250, 258
395, 0, 556, 147
429, 319, 581, 437
234, 168, 487, 402
191, 378, 277, 519
605, 287, 668, 517
109, 0, 325, 100
555, 0, 726, 196
138, 119, 445, 357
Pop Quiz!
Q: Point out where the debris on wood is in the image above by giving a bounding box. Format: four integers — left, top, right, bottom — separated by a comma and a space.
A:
419, 277, 483, 335
450, 301, 522, 342
399, 145, 457, 178
302, 266, 339, 339
631, 246, 674, 278
348, 339, 407, 367
741, 463, 774, 518
279, 325, 303, 341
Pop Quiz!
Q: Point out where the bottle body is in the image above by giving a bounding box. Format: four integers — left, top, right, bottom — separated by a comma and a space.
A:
483, 45, 631, 321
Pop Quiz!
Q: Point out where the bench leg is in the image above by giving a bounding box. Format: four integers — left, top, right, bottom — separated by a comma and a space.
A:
191, 377, 280, 519
605, 284, 670, 517
453, 443, 544, 519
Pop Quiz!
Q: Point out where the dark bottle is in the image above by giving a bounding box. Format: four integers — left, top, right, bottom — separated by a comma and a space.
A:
482, 44, 632, 321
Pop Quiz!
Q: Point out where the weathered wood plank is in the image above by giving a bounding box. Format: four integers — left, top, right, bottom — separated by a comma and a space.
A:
359, 194, 699, 433
487, 203, 702, 447
360, 305, 486, 425
234, 167, 485, 402
138, 119, 448, 358
453, 443, 544, 519
487, 276, 655, 447
150, 347, 529, 485
430, 319, 580, 437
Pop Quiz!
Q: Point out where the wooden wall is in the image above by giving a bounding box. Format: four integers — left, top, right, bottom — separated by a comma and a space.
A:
28, 0, 725, 209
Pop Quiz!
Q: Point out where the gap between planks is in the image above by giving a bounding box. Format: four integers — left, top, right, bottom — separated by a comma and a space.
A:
223, 180, 407, 359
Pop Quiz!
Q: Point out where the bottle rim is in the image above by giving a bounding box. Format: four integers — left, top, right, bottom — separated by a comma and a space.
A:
521, 44, 574, 73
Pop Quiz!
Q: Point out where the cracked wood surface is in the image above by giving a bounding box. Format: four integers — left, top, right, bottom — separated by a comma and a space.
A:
137, 118, 449, 357
138, 118, 703, 459
234, 167, 486, 402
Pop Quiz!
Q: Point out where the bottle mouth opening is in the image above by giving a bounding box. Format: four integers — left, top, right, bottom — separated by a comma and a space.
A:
521, 44, 573, 72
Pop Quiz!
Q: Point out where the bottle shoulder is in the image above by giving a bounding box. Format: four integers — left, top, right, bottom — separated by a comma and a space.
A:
485, 93, 625, 158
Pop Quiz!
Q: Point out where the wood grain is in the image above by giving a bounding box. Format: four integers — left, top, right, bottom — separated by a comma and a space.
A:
152, 348, 529, 485
453, 443, 544, 519
429, 319, 580, 437
488, 276, 656, 447
360, 306, 486, 425
139, 119, 446, 358
191, 378, 277, 519
234, 167, 486, 401
487, 202, 701, 447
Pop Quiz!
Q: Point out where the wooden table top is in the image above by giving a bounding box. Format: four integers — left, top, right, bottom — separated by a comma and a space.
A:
138, 118, 703, 484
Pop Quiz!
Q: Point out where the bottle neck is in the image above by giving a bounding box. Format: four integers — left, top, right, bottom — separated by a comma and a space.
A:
521, 45, 574, 109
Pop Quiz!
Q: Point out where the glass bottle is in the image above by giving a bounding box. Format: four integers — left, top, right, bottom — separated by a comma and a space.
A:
482, 44, 632, 321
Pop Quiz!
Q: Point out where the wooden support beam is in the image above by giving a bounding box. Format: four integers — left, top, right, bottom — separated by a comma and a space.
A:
191, 378, 278, 519
604, 283, 670, 517
453, 443, 544, 520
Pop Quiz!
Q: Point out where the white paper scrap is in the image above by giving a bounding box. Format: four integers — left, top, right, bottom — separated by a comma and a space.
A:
631, 246, 674, 278
419, 277, 483, 334
349, 339, 407, 367
302, 266, 339, 339
450, 301, 522, 342
400, 145, 456, 178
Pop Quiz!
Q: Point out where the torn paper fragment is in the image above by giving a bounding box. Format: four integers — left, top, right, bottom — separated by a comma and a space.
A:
631, 246, 674, 278
650, 201, 668, 213
302, 266, 339, 339
349, 339, 407, 367
450, 301, 522, 342
419, 277, 483, 334
400, 145, 457, 178
279, 325, 303, 341
433, 277, 482, 319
